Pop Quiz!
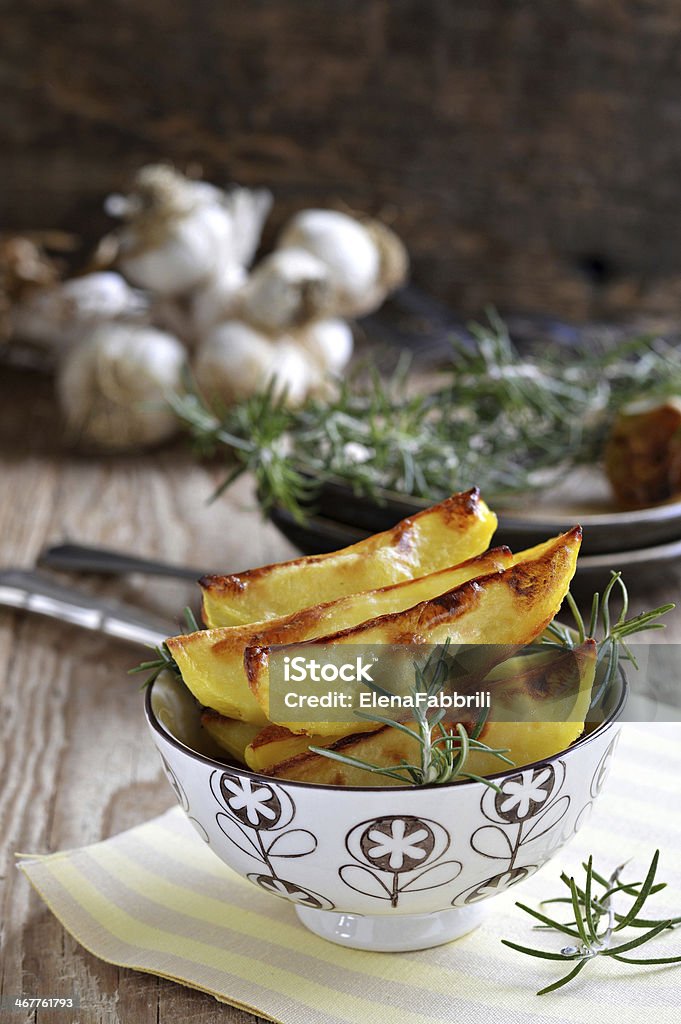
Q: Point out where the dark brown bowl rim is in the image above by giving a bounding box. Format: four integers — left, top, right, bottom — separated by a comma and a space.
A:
145, 669, 628, 794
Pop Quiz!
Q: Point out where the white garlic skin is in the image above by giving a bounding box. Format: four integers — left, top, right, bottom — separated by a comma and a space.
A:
118, 201, 236, 297
276, 210, 376, 317
278, 208, 408, 318
273, 341, 314, 405
57, 323, 185, 450
221, 186, 273, 268
10, 271, 147, 349
297, 318, 354, 376
239, 248, 333, 335
193, 320, 311, 407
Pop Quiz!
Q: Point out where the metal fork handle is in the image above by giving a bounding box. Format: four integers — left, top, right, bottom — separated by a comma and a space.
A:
39, 543, 206, 582
0, 570, 175, 648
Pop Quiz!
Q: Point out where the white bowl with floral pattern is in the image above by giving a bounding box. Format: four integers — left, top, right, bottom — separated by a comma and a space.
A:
145, 670, 625, 952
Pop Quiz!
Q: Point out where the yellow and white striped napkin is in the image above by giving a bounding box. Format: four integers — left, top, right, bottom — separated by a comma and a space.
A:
18, 724, 681, 1024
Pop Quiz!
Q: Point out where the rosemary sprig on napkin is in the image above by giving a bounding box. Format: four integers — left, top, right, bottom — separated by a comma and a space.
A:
503, 852, 681, 994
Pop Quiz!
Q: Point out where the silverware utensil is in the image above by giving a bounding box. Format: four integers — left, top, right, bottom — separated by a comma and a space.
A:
38, 543, 207, 581
0, 569, 174, 647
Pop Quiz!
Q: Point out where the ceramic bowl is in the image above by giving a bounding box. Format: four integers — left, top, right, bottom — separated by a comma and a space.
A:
145, 670, 625, 952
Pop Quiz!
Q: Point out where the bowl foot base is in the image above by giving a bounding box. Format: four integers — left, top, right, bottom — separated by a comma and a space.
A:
295, 904, 486, 952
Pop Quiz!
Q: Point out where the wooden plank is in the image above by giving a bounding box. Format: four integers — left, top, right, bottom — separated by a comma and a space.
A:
0, 369, 291, 1022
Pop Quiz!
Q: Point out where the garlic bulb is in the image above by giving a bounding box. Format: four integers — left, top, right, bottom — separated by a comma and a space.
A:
10, 271, 147, 349
277, 209, 408, 318
193, 320, 311, 406
239, 248, 333, 335
110, 167, 234, 296
297, 318, 354, 375
57, 323, 185, 450
109, 165, 271, 298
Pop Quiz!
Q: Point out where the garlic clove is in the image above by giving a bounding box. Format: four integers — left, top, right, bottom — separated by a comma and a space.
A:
239, 248, 333, 335
193, 320, 312, 407
57, 323, 185, 450
60, 271, 148, 321
297, 318, 354, 375
116, 164, 200, 218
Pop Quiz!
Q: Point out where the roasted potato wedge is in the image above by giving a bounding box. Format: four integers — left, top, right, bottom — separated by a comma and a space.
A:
244, 723, 334, 772
247, 527, 582, 736
200, 488, 497, 627
166, 546, 512, 721
266, 726, 419, 787
266, 641, 596, 785
200, 711, 262, 763
200, 713, 335, 771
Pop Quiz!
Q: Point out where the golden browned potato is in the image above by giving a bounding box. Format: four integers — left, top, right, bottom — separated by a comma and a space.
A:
200, 711, 262, 763
266, 726, 420, 787
200, 488, 497, 627
244, 723, 334, 772
166, 546, 512, 722
247, 528, 582, 737
266, 641, 596, 786
605, 397, 681, 508
199, 713, 336, 772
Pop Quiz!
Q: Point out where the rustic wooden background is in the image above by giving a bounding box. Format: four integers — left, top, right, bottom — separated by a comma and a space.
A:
4, 0, 681, 321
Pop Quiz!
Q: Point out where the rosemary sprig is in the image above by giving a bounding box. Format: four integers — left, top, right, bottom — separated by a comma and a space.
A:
129, 606, 198, 690
503, 852, 681, 994
168, 382, 316, 521
169, 312, 681, 520
543, 573, 674, 714
309, 640, 515, 790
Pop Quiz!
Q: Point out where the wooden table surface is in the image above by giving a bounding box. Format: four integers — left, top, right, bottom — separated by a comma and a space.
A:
1, 366, 680, 1024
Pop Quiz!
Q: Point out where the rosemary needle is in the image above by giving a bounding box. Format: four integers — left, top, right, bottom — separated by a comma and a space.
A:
128, 606, 196, 690
504, 852, 681, 995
